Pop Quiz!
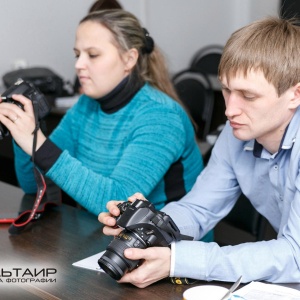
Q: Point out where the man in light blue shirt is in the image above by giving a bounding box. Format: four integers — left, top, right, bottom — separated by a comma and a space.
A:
99, 16, 300, 287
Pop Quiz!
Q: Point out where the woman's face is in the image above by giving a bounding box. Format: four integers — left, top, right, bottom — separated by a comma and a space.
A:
74, 21, 132, 98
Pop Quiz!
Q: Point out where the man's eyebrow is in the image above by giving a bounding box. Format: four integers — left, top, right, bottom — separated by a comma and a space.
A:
236, 88, 258, 94
220, 85, 258, 94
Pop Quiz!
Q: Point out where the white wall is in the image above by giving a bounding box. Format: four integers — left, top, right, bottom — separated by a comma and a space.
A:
0, 0, 279, 87
0, 0, 94, 87
120, 0, 280, 74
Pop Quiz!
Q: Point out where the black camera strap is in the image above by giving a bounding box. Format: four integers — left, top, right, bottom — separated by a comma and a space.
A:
9, 100, 61, 234
151, 214, 193, 242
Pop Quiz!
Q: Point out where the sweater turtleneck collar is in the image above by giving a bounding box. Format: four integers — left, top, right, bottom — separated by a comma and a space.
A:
95, 72, 144, 114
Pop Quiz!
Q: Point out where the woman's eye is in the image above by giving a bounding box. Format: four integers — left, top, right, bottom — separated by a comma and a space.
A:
89, 54, 99, 58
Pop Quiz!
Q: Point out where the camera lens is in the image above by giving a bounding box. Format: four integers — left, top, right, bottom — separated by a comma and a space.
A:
98, 230, 147, 280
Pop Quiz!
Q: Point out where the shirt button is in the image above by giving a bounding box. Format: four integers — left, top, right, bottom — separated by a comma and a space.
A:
274, 165, 278, 170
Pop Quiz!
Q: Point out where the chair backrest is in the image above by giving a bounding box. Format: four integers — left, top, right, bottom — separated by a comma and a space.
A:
190, 45, 223, 76
280, 0, 300, 19
173, 70, 214, 141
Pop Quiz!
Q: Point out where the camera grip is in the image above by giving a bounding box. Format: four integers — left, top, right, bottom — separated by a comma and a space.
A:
33, 92, 51, 119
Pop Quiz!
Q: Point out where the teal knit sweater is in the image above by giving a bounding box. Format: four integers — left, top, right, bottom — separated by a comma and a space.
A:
14, 83, 203, 215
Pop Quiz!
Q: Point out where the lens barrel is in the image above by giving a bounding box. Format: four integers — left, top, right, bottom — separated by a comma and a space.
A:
98, 230, 146, 280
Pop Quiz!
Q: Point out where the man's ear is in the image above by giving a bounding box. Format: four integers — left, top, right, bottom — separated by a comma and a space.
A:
289, 83, 300, 109
123, 48, 139, 72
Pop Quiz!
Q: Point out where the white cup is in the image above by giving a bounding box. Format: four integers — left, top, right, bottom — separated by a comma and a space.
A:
183, 285, 229, 300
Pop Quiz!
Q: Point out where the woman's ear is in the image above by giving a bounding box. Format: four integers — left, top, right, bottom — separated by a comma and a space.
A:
123, 48, 139, 72
289, 83, 300, 109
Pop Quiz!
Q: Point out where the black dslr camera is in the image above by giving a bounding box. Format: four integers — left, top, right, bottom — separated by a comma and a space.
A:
0, 79, 51, 139
98, 200, 193, 280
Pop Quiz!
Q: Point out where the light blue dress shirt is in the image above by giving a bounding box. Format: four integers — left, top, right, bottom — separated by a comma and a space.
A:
163, 106, 300, 283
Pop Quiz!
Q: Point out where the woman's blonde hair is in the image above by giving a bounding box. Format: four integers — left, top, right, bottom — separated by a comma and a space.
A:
79, 9, 180, 102
219, 17, 300, 96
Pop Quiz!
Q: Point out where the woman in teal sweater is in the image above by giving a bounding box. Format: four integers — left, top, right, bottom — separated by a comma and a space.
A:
2, 10, 205, 227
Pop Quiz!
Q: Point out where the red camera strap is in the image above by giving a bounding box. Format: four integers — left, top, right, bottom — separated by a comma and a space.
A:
8, 167, 61, 235
9, 101, 61, 234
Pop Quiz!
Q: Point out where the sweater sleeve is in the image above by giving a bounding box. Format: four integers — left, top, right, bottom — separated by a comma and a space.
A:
15, 92, 201, 217
13, 101, 79, 194
13, 141, 37, 194
34, 138, 62, 172
46, 103, 195, 215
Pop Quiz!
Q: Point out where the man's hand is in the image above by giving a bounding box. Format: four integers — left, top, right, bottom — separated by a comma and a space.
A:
118, 246, 171, 288
98, 192, 147, 236
98, 193, 171, 288
98, 200, 124, 236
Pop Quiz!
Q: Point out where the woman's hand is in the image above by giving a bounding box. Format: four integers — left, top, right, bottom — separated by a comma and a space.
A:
98, 192, 147, 236
0, 94, 46, 155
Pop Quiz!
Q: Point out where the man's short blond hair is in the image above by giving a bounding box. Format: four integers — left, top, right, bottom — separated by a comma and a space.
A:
219, 17, 300, 96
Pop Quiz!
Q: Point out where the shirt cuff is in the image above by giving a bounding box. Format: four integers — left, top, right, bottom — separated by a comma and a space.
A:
34, 138, 62, 173
170, 241, 176, 277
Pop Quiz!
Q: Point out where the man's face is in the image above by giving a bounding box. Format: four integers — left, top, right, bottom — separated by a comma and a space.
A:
220, 70, 297, 152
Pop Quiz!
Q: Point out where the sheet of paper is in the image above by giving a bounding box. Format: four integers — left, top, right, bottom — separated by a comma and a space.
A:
72, 251, 105, 272
233, 281, 300, 299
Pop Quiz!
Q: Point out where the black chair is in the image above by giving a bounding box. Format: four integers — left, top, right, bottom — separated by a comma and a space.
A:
173, 70, 214, 142
189, 45, 225, 135
280, 0, 300, 20
190, 45, 223, 82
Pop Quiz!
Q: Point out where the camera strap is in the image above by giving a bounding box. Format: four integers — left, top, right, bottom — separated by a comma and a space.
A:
9, 100, 61, 234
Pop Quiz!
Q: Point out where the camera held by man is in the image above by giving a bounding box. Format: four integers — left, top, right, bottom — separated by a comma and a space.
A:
98, 199, 193, 280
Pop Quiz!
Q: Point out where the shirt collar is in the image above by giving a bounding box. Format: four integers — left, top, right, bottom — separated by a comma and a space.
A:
280, 106, 300, 150
243, 106, 300, 157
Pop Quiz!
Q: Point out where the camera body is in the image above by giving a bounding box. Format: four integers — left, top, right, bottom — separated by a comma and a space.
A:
98, 200, 193, 280
0, 79, 51, 139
